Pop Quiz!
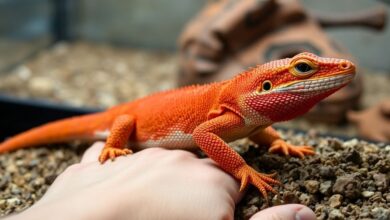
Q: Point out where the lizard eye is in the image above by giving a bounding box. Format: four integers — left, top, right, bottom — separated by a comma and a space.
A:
290, 59, 317, 78
262, 80, 272, 91
295, 63, 312, 72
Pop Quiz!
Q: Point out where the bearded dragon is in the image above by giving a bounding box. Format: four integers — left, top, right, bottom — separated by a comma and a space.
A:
0, 52, 356, 199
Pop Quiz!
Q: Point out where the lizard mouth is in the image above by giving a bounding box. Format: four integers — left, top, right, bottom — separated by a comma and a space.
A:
275, 70, 355, 94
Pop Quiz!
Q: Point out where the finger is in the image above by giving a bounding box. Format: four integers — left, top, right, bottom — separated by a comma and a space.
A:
81, 142, 105, 164
249, 204, 316, 220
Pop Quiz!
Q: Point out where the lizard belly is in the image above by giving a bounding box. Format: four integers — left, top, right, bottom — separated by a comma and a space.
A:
95, 126, 260, 151
135, 130, 196, 150
95, 129, 196, 150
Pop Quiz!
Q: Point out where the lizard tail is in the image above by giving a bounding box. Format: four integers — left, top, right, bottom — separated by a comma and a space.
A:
0, 112, 110, 153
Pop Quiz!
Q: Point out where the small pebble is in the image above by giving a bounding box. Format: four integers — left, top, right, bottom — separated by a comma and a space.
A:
371, 207, 390, 220
342, 139, 358, 148
31, 178, 45, 189
329, 139, 343, 150
385, 194, 390, 202
242, 205, 259, 220
304, 180, 320, 194
369, 192, 385, 203
373, 173, 388, 189
344, 149, 362, 164
299, 193, 313, 205
314, 204, 327, 220
0, 200, 6, 209
329, 194, 343, 208
329, 209, 345, 220
283, 191, 299, 203
320, 181, 332, 195
319, 166, 335, 179
28, 77, 55, 96
6, 198, 21, 207
362, 191, 375, 198
0, 175, 10, 190
247, 197, 259, 205
375, 160, 390, 173
333, 175, 361, 200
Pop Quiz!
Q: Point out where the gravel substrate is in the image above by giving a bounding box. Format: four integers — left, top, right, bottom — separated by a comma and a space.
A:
0, 42, 177, 107
233, 131, 390, 220
0, 144, 84, 216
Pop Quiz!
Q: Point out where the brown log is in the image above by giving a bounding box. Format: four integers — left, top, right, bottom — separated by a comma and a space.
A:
313, 6, 387, 31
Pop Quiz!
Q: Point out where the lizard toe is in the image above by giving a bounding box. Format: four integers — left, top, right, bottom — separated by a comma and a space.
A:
269, 140, 315, 159
99, 147, 133, 163
234, 164, 279, 200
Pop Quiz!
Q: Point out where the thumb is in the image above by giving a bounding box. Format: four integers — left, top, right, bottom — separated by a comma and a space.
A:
80, 142, 105, 163
249, 204, 316, 220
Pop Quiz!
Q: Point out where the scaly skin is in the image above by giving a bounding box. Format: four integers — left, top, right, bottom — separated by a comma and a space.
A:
0, 53, 356, 200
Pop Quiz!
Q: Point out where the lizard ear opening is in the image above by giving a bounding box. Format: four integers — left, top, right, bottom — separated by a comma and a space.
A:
256, 80, 273, 93
289, 59, 318, 78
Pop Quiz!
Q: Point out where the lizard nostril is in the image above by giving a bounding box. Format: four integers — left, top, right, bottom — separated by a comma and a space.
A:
339, 61, 351, 70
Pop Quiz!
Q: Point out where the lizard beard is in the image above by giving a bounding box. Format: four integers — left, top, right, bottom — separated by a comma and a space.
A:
245, 90, 337, 122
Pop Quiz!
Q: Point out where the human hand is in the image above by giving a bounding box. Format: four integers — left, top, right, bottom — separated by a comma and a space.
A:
6, 142, 316, 220
8, 142, 240, 220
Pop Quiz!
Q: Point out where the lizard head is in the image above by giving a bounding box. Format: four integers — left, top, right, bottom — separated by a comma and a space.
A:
238, 52, 356, 123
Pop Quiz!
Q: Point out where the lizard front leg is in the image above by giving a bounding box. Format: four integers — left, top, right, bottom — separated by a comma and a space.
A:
250, 126, 315, 159
193, 112, 280, 200
99, 115, 135, 163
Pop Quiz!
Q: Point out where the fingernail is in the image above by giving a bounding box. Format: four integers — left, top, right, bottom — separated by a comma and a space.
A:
295, 206, 316, 220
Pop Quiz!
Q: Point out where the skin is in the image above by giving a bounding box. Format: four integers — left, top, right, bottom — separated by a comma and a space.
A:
5, 142, 316, 220
0, 52, 356, 199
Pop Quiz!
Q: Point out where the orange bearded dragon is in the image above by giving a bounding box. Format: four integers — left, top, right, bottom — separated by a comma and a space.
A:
0, 53, 356, 199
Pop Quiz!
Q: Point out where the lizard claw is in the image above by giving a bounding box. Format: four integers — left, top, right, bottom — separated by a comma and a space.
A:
99, 147, 133, 163
269, 139, 315, 159
233, 164, 280, 201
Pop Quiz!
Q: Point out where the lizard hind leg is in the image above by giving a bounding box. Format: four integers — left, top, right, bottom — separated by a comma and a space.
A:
250, 126, 315, 159
98, 115, 135, 163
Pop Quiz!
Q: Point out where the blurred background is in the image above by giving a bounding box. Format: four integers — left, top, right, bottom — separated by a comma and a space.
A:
1, 0, 390, 70
0, 0, 389, 141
